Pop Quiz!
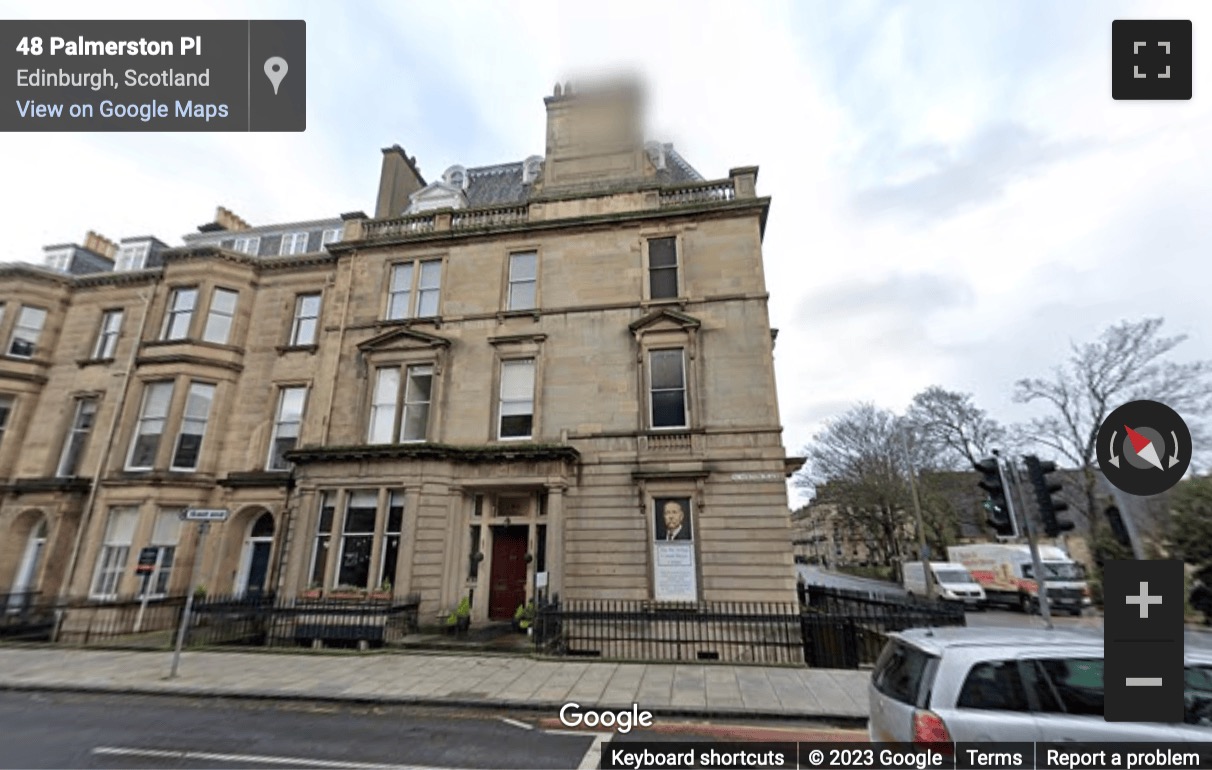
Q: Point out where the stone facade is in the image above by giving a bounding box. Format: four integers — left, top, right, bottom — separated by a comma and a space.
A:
0, 83, 799, 624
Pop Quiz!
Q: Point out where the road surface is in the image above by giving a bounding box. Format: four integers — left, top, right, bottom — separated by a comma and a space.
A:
0, 691, 864, 769
0, 691, 591, 769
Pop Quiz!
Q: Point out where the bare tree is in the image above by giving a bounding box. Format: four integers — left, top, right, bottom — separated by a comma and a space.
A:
797, 403, 952, 567
1013, 317, 1212, 527
906, 386, 1009, 469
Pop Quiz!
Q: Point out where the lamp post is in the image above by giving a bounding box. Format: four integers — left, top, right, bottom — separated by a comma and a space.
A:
900, 430, 934, 599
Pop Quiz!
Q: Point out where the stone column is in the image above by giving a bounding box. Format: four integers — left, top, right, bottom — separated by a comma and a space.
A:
546, 485, 565, 597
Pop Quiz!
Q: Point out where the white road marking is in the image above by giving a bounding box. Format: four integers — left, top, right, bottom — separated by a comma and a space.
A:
576, 733, 612, 770
92, 746, 448, 770
498, 716, 534, 730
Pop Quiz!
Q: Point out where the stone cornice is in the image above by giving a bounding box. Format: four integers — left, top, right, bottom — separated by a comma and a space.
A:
0, 476, 93, 495
0, 367, 49, 385
72, 269, 161, 288
632, 469, 711, 481
135, 351, 244, 373
256, 252, 339, 271
0, 264, 73, 287
219, 471, 294, 489
101, 471, 218, 489
160, 245, 260, 270
332, 197, 771, 253
286, 442, 581, 466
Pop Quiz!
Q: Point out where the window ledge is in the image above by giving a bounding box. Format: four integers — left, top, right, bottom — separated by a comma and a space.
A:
76, 357, 116, 368
641, 297, 688, 308
487, 332, 547, 346
275, 344, 318, 355
376, 316, 443, 330
496, 309, 541, 322
1, 353, 43, 364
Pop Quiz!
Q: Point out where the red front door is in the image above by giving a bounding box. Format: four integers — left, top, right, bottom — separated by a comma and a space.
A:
489, 526, 528, 620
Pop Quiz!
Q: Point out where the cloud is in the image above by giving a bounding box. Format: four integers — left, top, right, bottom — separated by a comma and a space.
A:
849, 123, 1094, 224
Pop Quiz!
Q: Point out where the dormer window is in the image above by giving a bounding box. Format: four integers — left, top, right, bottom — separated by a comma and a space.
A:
44, 249, 72, 272
442, 165, 468, 190
280, 232, 309, 256
232, 236, 260, 256
115, 243, 149, 271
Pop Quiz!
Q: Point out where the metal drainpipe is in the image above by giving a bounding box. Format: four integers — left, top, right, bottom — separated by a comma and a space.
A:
58, 278, 159, 606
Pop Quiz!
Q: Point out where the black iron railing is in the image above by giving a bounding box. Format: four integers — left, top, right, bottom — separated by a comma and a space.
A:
54, 595, 187, 648
0, 592, 55, 642
532, 587, 966, 668
188, 592, 422, 649
532, 599, 803, 664
798, 583, 966, 667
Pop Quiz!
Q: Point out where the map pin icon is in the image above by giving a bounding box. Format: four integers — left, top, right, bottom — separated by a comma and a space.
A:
264, 57, 288, 95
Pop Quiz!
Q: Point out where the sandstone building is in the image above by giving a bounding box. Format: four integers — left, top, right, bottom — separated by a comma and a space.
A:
0, 83, 799, 624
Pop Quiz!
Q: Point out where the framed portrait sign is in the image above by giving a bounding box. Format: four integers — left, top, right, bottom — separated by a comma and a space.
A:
653, 497, 692, 542
652, 497, 697, 602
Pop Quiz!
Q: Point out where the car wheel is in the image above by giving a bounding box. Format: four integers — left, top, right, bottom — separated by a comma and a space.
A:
1020, 595, 1034, 614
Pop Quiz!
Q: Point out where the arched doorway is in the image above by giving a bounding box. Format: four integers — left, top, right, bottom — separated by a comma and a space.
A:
235, 513, 275, 597
8, 517, 47, 612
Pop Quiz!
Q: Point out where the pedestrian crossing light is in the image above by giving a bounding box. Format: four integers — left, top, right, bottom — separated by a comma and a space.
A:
974, 457, 1015, 537
1024, 455, 1073, 537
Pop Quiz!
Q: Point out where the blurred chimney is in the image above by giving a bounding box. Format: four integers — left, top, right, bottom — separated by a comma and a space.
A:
82, 231, 117, 259
539, 76, 647, 192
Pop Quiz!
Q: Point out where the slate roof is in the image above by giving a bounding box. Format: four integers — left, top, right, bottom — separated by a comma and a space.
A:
460, 145, 703, 208
464, 163, 528, 207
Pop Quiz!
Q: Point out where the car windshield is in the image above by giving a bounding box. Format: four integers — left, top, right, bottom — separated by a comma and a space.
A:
1023, 562, 1085, 580
935, 570, 975, 583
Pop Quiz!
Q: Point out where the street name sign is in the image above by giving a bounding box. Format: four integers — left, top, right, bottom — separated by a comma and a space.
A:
182, 508, 229, 521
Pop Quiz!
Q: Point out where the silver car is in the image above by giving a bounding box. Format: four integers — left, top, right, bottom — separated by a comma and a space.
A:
868, 627, 1212, 743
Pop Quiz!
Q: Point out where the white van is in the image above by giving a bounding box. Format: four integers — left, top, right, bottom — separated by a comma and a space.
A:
902, 561, 985, 609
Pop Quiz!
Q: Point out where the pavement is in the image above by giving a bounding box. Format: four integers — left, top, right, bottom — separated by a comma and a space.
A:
0, 646, 871, 723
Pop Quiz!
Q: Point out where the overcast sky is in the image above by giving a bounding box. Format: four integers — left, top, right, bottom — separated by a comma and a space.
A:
2, 1, 1209, 506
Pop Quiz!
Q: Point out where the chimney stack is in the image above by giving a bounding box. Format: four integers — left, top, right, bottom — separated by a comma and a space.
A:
375, 144, 427, 219
82, 231, 117, 259
538, 76, 648, 192
214, 206, 251, 232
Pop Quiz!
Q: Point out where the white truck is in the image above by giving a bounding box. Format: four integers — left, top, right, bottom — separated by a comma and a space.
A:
946, 543, 1092, 616
902, 561, 986, 609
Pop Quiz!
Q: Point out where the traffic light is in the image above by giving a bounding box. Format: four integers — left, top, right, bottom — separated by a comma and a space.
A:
974, 457, 1015, 537
1024, 455, 1073, 537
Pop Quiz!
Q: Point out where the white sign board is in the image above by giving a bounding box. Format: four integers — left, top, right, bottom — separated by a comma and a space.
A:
535, 571, 548, 589
730, 472, 782, 482
653, 542, 697, 602
182, 508, 229, 522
